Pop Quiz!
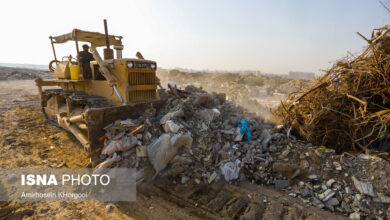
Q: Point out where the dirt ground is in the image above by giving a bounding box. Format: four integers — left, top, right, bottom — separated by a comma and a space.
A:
0, 80, 346, 219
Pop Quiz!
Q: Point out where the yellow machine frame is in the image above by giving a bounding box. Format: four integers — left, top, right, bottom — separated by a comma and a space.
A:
35, 21, 162, 162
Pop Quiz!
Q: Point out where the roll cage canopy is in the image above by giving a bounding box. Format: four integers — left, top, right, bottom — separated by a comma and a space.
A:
50, 29, 123, 47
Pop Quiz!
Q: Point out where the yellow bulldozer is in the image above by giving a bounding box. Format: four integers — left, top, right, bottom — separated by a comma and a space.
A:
36, 20, 163, 164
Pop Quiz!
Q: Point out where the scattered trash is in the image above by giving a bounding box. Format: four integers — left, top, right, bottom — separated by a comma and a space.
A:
349, 212, 360, 220
91, 81, 390, 218
160, 109, 184, 125
352, 176, 377, 197
272, 162, 300, 179
318, 146, 326, 151
260, 129, 271, 148
128, 124, 144, 135
325, 197, 339, 211
221, 159, 241, 182
208, 172, 217, 183
119, 119, 136, 127
101, 135, 138, 156
333, 161, 342, 171
212, 108, 221, 116
308, 174, 317, 180
238, 118, 251, 141
275, 179, 290, 190
326, 179, 335, 187
321, 189, 335, 202
288, 192, 296, 197
136, 145, 147, 157
192, 95, 211, 106
196, 108, 220, 124
147, 133, 193, 179
95, 152, 121, 169
375, 193, 390, 203
163, 120, 183, 133
234, 127, 244, 142
181, 176, 190, 184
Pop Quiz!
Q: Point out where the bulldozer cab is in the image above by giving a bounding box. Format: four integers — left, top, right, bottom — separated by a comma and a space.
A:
36, 20, 161, 160
49, 29, 123, 80
45, 23, 159, 106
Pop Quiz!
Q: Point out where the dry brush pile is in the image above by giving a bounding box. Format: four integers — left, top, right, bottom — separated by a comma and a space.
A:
276, 25, 390, 153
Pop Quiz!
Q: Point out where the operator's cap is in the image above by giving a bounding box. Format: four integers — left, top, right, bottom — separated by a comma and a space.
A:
82, 44, 90, 49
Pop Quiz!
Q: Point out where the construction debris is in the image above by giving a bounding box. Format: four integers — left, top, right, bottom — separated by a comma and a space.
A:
147, 133, 193, 179
352, 176, 376, 197
136, 145, 147, 157
95, 152, 120, 169
220, 159, 241, 182
101, 135, 138, 156
95, 82, 390, 219
158, 68, 312, 119
163, 120, 183, 133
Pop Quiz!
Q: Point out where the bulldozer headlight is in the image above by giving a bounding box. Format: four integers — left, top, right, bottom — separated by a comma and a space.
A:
151, 63, 156, 69
127, 62, 134, 68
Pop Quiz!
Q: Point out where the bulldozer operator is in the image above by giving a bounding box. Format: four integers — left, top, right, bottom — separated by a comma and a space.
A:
78, 44, 94, 78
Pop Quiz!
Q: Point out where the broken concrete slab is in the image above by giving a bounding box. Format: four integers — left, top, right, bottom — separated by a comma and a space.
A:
352, 176, 377, 197
275, 179, 290, 190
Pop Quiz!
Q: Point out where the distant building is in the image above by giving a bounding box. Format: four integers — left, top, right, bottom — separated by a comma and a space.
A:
287, 71, 315, 80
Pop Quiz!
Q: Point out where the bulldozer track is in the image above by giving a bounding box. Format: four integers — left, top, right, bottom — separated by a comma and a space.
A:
41, 106, 61, 128
39, 90, 93, 137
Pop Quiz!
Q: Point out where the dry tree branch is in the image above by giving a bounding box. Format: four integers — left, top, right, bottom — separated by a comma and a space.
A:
346, 94, 367, 113
350, 28, 390, 64
379, 0, 390, 13
287, 81, 328, 111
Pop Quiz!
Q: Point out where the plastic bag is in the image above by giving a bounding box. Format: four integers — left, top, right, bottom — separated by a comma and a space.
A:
163, 120, 183, 133
221, 159, 241, 182
101, 135, 138, 156
238, 118, 251, 141
94, 152, 121, 171
147, 133, 193, 179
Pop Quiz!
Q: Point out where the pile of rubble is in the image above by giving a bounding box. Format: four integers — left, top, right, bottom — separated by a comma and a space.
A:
158, 69, 312, 118
97, 84, 390, 219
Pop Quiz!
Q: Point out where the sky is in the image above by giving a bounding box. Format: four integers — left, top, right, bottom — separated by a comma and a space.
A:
0, 0, 389, 74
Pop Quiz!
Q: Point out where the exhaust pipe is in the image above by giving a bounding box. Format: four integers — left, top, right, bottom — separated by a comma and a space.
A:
103, 19, 114, 60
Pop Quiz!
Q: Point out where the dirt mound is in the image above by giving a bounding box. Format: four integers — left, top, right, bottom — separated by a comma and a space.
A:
276, 25, 390, 153
0, 66, 52, 80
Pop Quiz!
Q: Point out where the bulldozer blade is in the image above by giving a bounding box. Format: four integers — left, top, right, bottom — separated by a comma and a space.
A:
85, 100, 164, 163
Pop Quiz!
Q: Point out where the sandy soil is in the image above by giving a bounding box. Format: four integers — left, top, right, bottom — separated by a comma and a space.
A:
0, 80, 346, 219
0, 67, 51, 81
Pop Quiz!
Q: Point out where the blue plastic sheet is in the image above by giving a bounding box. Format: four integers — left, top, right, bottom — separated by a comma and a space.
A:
238, 118, 251, 141
156, 115, 163, 120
